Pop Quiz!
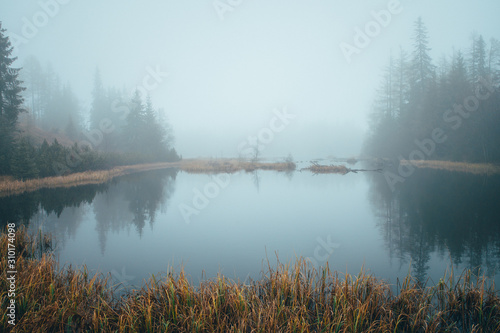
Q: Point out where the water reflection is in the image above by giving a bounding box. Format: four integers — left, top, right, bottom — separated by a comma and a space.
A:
2, 166, 500, 288
0, 169, 178, 255
93, 169, 177, 252
367, 168, 500, 283
0, 183, 107, 229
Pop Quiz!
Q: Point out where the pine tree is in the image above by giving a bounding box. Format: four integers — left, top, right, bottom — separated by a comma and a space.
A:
449, 50, 470, 103
123, 90, 146, 152
11, 138, 38, 179
395, 46, 410, 118
143, 94, 165, 156
39, 63, 60, 131
37, 139, 52, 177
22, 55, 43, 125
90, 68, 107, 130
487, 37, 500, 86
410, 17, 434, 95
376, 52, 397, 119
0, 22, 26, 174
44, 83, 80, 132
469, 34, 487, 82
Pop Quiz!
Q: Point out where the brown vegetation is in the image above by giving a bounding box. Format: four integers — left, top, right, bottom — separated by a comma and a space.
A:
178, 159, 296, 174
2, 228, 500, 332
401, 160, 500, 175
0, 159, 297, 197
17, 119, 76, 147
302, 163, 351, 174
4, 158, 497, 197
0, 162, 178, 197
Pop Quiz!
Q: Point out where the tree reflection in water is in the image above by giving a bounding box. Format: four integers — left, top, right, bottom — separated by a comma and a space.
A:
367, 167, 500, 283
0, 169, 178, 254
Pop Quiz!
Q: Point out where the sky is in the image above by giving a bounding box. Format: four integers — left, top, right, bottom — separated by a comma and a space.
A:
1, 0, 499, 159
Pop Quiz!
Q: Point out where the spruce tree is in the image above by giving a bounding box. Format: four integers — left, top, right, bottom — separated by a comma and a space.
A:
124, 90, 146, 152
0, 22, 26, 174
469, 34, 487, 82
11, 138, 38, 179
411, 17, 434, 95
37, 139, 52, 177
90, 68, 107, 130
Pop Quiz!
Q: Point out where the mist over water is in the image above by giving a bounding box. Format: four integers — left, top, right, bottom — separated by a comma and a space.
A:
1, 0, 500, 312
1, 167, 499, 289
1, 1, 499, 159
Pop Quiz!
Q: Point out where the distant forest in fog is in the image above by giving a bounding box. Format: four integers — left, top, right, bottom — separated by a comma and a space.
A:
364, 18, 500, 163
0, 22, 180, 180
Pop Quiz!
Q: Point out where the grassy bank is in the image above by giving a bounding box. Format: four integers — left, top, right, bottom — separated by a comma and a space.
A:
0, 162, 180, 197
400, 160, 500, 175
2, 158, 499, 197
177, 158, 296, 174
2, 229, 500, 332
0, 159, 296, 197
301, 164, 351, 174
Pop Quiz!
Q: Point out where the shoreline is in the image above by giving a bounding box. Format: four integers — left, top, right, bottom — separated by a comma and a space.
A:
400, 159, 500, 175
2, 228, 499, 331
0, 159, 296, 197
0, 162, 181, 197
1, 158, 499, 197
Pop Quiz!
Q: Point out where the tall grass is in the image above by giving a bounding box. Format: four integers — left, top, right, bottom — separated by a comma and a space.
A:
2, 229, 500, 332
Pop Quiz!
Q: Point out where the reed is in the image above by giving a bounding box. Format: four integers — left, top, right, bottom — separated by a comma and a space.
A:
2, 228, 500, 332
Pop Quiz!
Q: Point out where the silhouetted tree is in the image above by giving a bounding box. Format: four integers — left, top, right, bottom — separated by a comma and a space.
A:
469, 33, 487, 82
410, 17, 434, 96
364, 20, 500, 163
90, 68, 107, 130
11, 138, 38, 179
0, 22, 25, 174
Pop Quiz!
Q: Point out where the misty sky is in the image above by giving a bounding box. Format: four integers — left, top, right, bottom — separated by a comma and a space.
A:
1, 0, 499, 159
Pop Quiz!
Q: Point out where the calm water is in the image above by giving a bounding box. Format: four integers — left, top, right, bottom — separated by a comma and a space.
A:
2, 164, 500, 289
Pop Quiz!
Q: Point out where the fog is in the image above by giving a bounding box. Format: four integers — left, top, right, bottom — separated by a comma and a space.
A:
1, 0, 499, 159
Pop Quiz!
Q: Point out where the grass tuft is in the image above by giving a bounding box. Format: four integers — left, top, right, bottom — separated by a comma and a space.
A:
2, 228, 500, 332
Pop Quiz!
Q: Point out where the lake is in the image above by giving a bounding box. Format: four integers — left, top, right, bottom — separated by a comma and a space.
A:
2, 162, 500, 290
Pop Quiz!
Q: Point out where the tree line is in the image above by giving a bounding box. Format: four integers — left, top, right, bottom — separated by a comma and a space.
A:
0, 22, 180, 180
364, 17, 500, 163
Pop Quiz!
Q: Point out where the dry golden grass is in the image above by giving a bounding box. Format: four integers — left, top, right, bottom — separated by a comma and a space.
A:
0, 159, 297, 197
0, 175, 14, 182
302, 164, 351, 174
3, 228, 500, 332
0, 162, 178, 197
17, 119, 76, 147
401, 160, 500, 175
177, 159, 296, 174
3, 158, 497, 197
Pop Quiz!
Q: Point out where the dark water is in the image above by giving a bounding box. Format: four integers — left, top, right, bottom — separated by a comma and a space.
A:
2, 165, 500, 290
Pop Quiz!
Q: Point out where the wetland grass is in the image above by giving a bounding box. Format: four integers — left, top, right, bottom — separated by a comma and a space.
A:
302, 163, 351, 174
0, 162, 184, 197
0, 159, 297, 197
176, 159, 296, 174
400, 160, 500, 175
2, 228, 500, 332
